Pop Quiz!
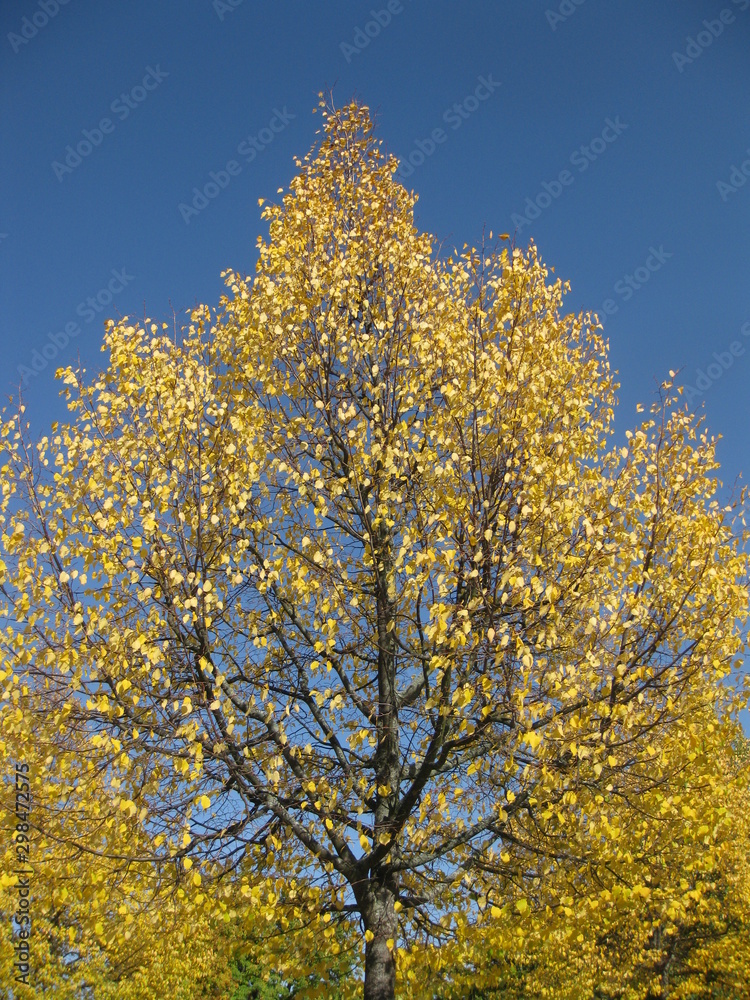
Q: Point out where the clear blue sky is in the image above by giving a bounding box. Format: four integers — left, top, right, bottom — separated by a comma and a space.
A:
2, 1, 750, 713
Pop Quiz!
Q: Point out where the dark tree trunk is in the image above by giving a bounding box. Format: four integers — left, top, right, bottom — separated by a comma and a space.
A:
362, 882, 399, 1000
358, 504, 401, 1000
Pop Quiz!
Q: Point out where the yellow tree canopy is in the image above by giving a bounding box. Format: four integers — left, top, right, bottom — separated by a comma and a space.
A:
403, 727, 750, 999
0, 697, 240, 999
1, 97, 748, 1000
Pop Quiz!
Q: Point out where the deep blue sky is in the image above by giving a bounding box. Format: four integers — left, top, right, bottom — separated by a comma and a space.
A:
2, 1, 750, 716
3, 0, 750, 452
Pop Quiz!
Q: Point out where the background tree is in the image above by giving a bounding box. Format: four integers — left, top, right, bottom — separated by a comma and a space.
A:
0, 695, 239, 1000
0, 692, 354, 999
0, 97, 748, 1000
408, 725, 750, 1000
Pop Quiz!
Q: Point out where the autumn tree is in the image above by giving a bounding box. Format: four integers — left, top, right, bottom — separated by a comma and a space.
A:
0, 687, 354, 999
0, 689, 241, 1000
1, 97, 748, 1000
410, 725, 750, 1000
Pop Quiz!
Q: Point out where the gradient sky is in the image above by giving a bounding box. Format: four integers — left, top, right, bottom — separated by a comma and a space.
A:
2, 0, 750, 714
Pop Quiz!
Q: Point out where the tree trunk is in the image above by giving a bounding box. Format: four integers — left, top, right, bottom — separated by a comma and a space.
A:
363, 883, 398, 1000
361, 506, 400, 1000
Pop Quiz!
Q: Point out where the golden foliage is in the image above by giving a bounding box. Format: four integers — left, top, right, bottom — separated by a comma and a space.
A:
1, 96, 748, 998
